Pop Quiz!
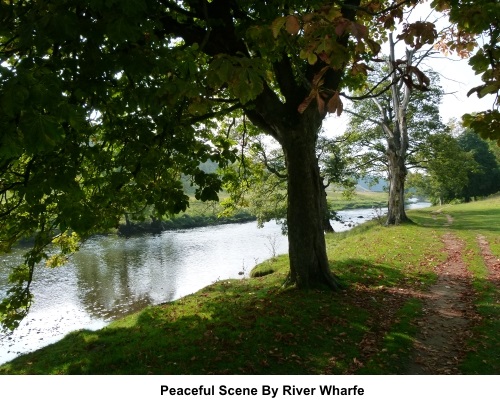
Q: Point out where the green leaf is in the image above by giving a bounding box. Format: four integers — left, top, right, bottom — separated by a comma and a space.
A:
19, 111, 65, 152
107, 16, 140, 42
308, 52, 318, 65
271, 16, 286, 38
479, 83, 500, 98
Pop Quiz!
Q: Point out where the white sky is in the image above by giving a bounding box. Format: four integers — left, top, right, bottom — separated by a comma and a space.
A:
323, 2, 497, 136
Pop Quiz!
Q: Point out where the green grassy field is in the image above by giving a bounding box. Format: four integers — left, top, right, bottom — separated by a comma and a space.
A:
327, 189, 389, 210
0, 196, 498, 374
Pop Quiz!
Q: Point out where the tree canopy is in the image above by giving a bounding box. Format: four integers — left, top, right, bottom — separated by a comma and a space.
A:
0, 0, 498, 330
431, 0, 500, 143
457, 129, 500, 201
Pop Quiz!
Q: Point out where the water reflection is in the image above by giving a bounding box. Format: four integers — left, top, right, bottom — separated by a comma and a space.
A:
0, 221, 290, 364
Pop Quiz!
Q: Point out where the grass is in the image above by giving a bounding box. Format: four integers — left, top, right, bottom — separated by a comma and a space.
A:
410, 197, 500, 373
327, 190, 389, 210
438, 198, 500, 374
0, 197, 499, 374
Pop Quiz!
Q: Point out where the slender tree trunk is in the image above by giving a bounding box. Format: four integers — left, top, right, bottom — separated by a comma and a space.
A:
280, 118, 342, 289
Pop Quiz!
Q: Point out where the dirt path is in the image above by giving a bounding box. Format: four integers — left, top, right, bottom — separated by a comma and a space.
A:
477, 235, 500, 285
406, 230, 476, 374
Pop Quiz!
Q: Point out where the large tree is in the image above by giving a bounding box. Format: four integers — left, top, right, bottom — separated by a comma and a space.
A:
0, 0, 474, 329
221, 133, 356, 234
344, 61, 445, 224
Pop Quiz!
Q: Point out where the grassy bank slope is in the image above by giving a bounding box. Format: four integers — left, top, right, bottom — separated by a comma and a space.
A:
1, 197, 498, 374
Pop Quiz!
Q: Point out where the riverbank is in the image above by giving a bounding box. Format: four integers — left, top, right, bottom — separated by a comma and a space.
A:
327, 189, 390, 210
117, 211, 256, 235
116, 189, 400, 236
1, 196, 498, 374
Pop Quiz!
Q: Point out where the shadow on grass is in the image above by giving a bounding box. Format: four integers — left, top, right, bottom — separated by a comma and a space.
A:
1, 260, 426, 375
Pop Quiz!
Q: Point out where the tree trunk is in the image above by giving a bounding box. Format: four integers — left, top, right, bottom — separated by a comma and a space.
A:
320, 181, 335, 233
280, 119, 342, 290
124, 213, 131, 227
383, 33, 411, 226
386, 145, 409, 225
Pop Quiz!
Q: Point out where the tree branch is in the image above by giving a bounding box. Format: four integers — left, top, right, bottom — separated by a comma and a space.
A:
188, 103, 242, 125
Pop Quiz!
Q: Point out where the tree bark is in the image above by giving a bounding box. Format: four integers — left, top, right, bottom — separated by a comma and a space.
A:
386, 142, 409, 225
279, 112, 342, 289
320, 183, 335, 233
384, 33, 411, 226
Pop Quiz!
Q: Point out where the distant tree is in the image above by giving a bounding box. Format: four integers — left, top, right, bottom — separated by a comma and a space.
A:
457, 130, 500, 201
408, 128, 500, 204
407, 132, 477, 205
344, 60, 444, 224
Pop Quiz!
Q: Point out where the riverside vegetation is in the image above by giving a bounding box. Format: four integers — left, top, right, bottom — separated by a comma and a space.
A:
117, 189, 389, 235
0, 196, 498, 374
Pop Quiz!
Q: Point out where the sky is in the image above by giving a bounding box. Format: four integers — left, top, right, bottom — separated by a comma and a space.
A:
323, 2, 497, 136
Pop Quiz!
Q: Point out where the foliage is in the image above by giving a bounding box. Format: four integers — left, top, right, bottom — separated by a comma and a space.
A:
456, 129, 500, 200
407, 132, 477, 205
1, 0, 496, 329
411, 128, 500, 205
431, 0, 500, 143
0, 0, 242, 329
222, 141, 289, 231
317, 135, 359, 191
221, 133, 358, 233
343, 66, 446, 199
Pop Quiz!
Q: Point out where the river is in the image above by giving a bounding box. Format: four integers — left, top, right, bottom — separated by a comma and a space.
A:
0, 202, 430, 365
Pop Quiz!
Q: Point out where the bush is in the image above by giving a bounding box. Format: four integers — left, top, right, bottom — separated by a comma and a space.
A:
250, 265, 275, 278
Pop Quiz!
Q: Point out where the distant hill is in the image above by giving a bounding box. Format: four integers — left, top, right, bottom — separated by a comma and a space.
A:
356, 177, 387, 192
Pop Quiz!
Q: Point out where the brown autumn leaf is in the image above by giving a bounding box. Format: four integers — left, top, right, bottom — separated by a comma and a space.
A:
350, 22, 368, 41
408, 66, 430, 90
298, 92, 316, 114
327, 92, 339, 114
318, 51, 331, 64
335, 18, 351, 37
327, 91, 343, 116
312, 66, 329, 87
351, 62, 372, 76
285, 15, 301, 35
316, 92, 326, 114
336, 97, 343, 116
302, 13, 314, 23
366, 37, 381, 55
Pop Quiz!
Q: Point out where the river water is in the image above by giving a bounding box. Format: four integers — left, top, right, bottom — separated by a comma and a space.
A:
0, 202, 430, 365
